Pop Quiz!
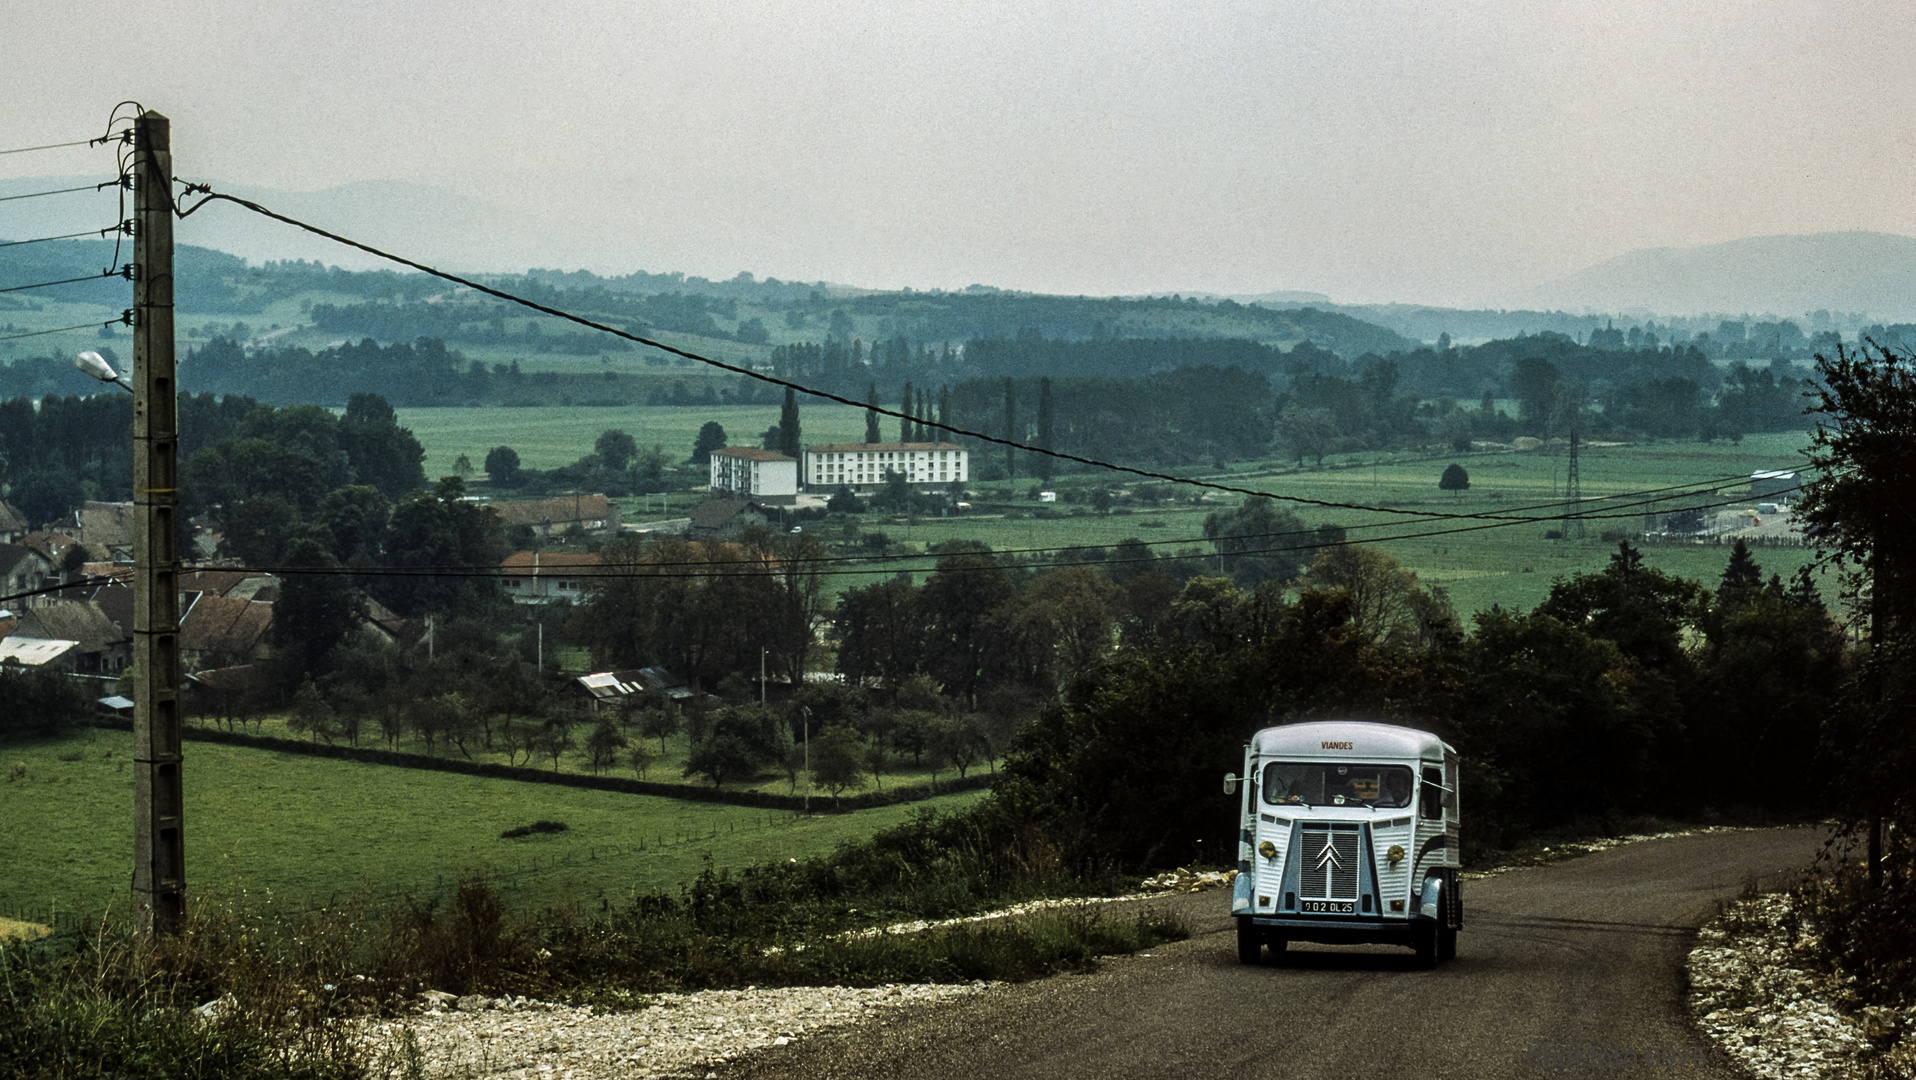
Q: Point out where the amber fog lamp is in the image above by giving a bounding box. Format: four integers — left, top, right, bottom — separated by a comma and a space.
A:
1258, 840, 1278, 860
1387, 844, 1405, 865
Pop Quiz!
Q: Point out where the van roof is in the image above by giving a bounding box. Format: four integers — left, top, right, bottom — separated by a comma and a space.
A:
1251, 720, 1452, 760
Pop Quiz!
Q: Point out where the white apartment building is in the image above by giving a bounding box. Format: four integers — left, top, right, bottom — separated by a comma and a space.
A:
805, 442, 968, 494
708, 447, 799, 504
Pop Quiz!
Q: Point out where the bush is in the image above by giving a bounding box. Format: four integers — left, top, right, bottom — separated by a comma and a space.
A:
500, 820, 569, 839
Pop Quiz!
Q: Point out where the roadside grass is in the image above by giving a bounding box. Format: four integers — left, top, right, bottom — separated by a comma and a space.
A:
0, 727, 987, 923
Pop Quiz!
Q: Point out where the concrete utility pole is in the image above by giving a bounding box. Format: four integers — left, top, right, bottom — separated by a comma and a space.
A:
130, 112, 184, 937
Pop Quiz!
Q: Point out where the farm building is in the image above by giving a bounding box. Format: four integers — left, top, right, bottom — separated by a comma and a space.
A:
489, 494, 621, 537
1751, 471, 1800, 502
575, 667, 694, 713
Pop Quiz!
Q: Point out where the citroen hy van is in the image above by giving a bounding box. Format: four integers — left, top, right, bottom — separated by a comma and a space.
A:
1227, 720, 1461, 967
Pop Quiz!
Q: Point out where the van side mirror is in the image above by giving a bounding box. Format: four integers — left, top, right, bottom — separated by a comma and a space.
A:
1224, 774, 1240, 796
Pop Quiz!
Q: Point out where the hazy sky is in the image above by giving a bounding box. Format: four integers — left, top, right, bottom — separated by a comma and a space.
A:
5, 1, 1913, 306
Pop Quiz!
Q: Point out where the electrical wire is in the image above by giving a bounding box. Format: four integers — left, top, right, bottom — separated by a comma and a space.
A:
0, 312, 130, 343
0, 138, 97, 156
0, 183, 105, 204
176, 182, 1707, 526
0, 222, 131, 249
0, 267, 131, 295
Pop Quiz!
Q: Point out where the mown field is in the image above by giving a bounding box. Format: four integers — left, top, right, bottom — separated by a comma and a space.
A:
0, 727, 987, 926
395, 402, 872, 476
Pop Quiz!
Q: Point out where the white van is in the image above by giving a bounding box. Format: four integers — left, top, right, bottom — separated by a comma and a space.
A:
1227, 720, 1461, 967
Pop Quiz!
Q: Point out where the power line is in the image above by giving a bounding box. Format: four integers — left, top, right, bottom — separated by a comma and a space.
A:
0, 222, 132, 249
0, 138, 99, 156
0, 182, 112, 204
0, 266, 131, 295
0, 312, 130, 342
176, 183, 1659, 526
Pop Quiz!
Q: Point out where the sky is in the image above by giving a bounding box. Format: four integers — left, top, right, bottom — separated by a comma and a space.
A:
4, 1, 1914, 307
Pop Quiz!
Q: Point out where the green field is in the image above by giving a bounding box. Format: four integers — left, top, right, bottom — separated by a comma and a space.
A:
395, 403, 873, 476
886, 431, 1830, 618
0, 728, 986, 925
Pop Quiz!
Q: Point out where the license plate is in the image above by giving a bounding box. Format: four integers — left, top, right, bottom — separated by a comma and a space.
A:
1300, 900, 1354, 914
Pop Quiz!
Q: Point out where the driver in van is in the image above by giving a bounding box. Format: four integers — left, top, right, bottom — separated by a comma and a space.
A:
1381, 770, 1411, 807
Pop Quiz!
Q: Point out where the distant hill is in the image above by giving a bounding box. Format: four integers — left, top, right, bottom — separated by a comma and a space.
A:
1514, 232, 1916, 321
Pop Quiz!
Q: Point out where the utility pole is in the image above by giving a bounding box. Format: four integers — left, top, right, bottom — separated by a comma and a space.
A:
1564, 429, 1585, 540
131, 112, 184, 937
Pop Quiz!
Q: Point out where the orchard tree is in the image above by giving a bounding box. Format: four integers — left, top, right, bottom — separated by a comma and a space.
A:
1439, 463, 1470, 494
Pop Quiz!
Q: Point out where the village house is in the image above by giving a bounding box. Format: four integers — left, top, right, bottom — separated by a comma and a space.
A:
487, 494, 621, 537
708, 447, 799, 504
8, 600, 129, 675
0, 543, 54, 603
178, 594, 275, 672
686, 498, 770, 540
500, 550, 604, 604
804, 442, 968, 495
0, 500, 28, 544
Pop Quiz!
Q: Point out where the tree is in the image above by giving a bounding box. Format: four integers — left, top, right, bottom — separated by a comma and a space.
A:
375, 477, 507, 619
683, 732, 759, 787
484, 446, 522, 487
899, 382, 915, 443
1719, 537, 1764, 597
627, 740, 660, 779
340, 392, 427, 498
1202, 498, 1314, 587
1302, 544, 1431, 647
827, 485, 866, 514
1002, 378, 1017, 479
1798, 340, 1916, 884
274, 538, 363, 684
595, 429, 638, 473
778, 388, 801, 460
809, 725, 867, 807
692, 421, 727, 465
865, 382, 882, 444
1438, 463, 1469, 494
639, 705, 680, 752
584, 719, 627, 775
1035, 377, 1056, 481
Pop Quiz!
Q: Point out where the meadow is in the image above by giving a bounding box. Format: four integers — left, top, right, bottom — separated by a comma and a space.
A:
0, 727, 986, 926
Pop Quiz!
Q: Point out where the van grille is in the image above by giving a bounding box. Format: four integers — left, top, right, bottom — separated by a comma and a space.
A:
1298, 825, 1361, 900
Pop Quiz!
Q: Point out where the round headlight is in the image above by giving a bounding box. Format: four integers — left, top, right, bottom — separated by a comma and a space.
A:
1387, 844, 1405, 864
1258, 840, 1278, 860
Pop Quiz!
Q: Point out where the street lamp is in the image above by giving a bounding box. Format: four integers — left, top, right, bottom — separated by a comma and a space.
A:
73, 350, 133, 393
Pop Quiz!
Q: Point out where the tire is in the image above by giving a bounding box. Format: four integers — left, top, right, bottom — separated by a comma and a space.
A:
1413, 922, 1439, 969
1237, 918, 1262, 965
1438, 922, 1457, 962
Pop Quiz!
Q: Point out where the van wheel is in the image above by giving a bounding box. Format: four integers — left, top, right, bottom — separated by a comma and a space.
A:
1438, 922, 1457, 962
1236, 919, 1262, 965
1413, 923, 1439, 969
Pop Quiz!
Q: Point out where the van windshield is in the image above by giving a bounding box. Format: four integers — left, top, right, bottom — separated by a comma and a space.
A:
1262, 762, 1415, 809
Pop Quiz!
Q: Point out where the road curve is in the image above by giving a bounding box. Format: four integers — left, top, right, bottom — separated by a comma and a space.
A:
713, 828, 1824, 1080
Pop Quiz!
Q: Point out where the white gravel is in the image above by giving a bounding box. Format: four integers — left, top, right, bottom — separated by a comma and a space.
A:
359, 984, 993, 1079
1688, 891, 1915, 1079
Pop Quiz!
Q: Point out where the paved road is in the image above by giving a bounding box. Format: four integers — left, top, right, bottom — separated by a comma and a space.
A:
713, 828, 1824, 1080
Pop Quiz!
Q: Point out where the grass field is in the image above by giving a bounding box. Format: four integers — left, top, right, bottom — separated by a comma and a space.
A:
395, 402, 874, 476
207, 713, 994, 798
891, 431, 1831, 618
0, 727, 987, 925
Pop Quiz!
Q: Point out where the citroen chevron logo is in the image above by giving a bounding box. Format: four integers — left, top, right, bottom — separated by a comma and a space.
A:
1315, 840, 1344, 873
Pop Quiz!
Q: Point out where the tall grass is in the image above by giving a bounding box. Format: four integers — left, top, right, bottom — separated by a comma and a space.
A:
0, 807, 1185, 1077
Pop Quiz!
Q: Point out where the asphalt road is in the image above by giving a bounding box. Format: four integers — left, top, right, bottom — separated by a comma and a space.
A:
712, 828, 1825, 1080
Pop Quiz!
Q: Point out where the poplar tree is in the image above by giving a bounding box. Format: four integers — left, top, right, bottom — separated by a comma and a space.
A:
1003, 378, 1017, 479
900, 381, 914, 443
865, 381, 881, 444
778, 387, 801, 459
1036, 377, 1056, 482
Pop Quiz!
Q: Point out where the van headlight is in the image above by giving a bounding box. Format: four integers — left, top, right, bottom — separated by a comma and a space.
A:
1387, 844, 1405, 865
1258, 840, 1278, 860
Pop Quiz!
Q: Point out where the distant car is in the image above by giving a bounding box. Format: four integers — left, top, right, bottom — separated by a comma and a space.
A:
790, 525, 803, 533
